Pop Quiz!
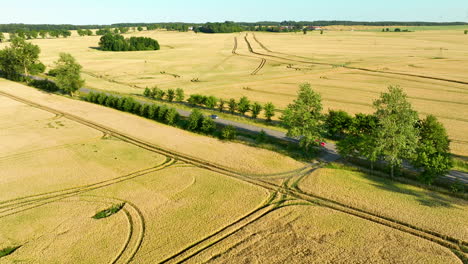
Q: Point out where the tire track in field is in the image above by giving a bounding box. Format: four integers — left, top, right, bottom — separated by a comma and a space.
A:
0, 91, 466, 262
157, 191, 299, 264
244, 34, 266, 75
81, 195, 146, 264
250, 33, 468, 86
231, 36, 266, 75
0, 159, 175, 218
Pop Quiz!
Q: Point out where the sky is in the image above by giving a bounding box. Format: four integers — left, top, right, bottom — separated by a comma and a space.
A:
1, 0, 467, 25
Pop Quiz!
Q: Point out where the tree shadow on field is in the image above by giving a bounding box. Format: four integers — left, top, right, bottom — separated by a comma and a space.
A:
88, 47, 101, 50
362, 173, 460, 209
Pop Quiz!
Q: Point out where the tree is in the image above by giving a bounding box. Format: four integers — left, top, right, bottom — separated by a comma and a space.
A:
251, 102, 262, 119
186, 109, 204, 131
167, 89, 176, 102
137, 26, 143, 31
77, 29, 87, 36
200, 117, 216, 133
205, 96, 218, 108
336, 113, 379, 172
139, 104, 149, 117
264, 102, 275, 121
52, 53, 85, 95
281, 83, 325, 151
148, 104, 159, 119
220, 125, 237, 140
155, 89, 165, 100
412, 115, 452, 184
303, 28, 307, 35
164, 108, 179, 125
325, 110, 353, 139
175, 88, 184, 101
228, 98, 237, 114
0, 32, 5, 43
237, 96, 251, 115
0, 37, 43, 81
465, 30, 468, 35
39, 30, 47, 38
143, 87, 151, 97
218, 99, 225, 112
373, 85, 419, 178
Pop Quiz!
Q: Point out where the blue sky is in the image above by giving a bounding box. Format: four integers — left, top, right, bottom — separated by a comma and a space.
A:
1, 0, 467, 24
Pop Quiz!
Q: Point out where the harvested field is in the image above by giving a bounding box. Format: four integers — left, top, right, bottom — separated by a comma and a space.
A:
298, 165, 468, 241
1, 28, 466, 155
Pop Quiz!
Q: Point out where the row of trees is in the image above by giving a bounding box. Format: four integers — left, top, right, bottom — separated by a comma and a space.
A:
0, 37, 84, 95
85, 92, 237, 140
98, 34, 160, 51
282, 83, 452, 183
0, 29, 72, 41
143, 87, 276, 121
85, 92, 180, 125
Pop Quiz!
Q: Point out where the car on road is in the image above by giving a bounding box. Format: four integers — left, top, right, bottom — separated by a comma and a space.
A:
210, 114, 219, 119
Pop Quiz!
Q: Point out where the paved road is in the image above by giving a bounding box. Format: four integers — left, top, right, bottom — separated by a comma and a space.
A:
30, 77, 468, 184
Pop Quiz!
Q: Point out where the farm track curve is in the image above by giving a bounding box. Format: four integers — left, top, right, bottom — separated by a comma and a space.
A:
0, 90, 466, 262
231, 36, 266, 75
250, 33, 468, 86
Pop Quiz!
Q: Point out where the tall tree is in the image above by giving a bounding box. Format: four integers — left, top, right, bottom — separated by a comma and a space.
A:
218, 99, 225, 112
237, 96, 251, 115
53, 53, 85, 95
167, 89, 175, 102
228, 98, 237, 114
251, 102, 262, 119
281, 83, 325, 151
175, 88, 185, 101
412, 115, 452, 184
0, 37, 43, 81
263, 102, 275, 121
373, 85, 419, 177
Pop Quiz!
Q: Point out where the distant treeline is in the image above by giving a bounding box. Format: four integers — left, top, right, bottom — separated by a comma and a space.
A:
239, 20, 468, 27
195, 22, 243, 33
2, 21, 465, 33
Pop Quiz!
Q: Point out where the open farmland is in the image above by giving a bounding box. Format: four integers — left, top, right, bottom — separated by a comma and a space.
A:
2, 28, 466, 155
0, 80, 466, 263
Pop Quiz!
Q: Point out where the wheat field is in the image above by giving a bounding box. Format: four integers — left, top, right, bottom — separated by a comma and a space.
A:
2, 28, 465, 155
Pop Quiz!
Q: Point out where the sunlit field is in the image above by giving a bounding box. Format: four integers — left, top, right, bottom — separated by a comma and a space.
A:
3, 27, 465, 155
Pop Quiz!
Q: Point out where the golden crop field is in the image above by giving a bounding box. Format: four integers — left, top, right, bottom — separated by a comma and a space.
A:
2, 27, 465, 156
0, 80, 466, 263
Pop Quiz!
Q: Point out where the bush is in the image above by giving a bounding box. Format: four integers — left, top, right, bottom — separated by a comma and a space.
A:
143, 87, 151, 97
29, 79, 59, 92
220, 125, 237, 140
92, 203, 125, 219
201, 117, 216, 134
205, 96, 217, 108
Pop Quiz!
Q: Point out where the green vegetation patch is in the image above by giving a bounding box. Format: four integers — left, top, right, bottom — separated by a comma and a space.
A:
0, 246, 21, 258
92, 203, 125, 219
